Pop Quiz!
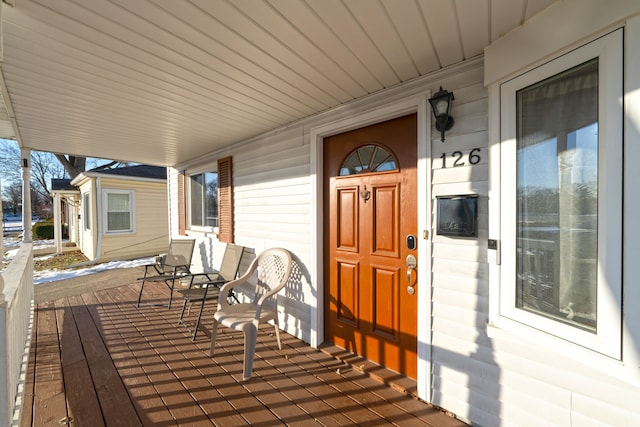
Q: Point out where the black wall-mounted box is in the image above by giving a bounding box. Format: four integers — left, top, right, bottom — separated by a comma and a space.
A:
436, 195, 478, 237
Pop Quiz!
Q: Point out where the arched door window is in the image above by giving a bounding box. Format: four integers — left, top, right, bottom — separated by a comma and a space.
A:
339, 144, 398, 176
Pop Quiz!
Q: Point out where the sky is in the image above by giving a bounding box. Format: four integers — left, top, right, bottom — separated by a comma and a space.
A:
517, 122, 598, 190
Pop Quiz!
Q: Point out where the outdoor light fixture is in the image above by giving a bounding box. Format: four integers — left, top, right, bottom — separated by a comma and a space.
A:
429, 86, 455, 142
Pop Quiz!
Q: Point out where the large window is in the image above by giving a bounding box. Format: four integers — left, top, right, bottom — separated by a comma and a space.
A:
104, 190, 134, 233
189, 171, 219, 228
499, 31, 622, 358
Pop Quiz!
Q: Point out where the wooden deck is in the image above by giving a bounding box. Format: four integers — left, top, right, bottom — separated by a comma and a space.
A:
19, 278, 466, 426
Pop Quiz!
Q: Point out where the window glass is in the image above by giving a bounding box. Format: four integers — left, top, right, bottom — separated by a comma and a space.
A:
106, 192, 132, 232
190, 171, 218, 228
204, 172, 218, 227
83, 193, 90, 230
516, 60, 598, 331
190, 173, 203, 226
339, 144, 397, 176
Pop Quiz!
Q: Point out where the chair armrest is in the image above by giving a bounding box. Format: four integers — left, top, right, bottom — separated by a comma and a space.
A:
217, 277, 248, 309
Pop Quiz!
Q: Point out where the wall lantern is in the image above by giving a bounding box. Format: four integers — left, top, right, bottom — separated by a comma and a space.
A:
428, 86, 455, 142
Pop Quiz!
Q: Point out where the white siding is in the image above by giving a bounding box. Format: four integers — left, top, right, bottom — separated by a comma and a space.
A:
427, 72, 496, 425
232, 128, 313, 341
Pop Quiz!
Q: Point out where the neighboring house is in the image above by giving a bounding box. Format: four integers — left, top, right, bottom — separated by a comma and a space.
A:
66, 165, 169, 263
50, 178, 81, 255
1, 1, 640, 426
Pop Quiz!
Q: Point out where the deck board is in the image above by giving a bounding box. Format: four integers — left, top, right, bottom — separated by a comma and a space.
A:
20, 277, 467, 427
33, 301, 67, 426
54, 298, 105, 427
68, 294, 143, 427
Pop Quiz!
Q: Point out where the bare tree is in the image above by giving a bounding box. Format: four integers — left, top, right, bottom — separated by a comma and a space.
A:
4, 180, 22, 215
0, 140, 129, 215
0, 139, 21, 184
54, 154, 86, 179
55, 153, 123, 178
31, 151, 65, 200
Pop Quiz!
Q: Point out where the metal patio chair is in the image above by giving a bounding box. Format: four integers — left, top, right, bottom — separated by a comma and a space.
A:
177, 243, 246, 340
209, 247, 293, 381
136, 239, 195, 309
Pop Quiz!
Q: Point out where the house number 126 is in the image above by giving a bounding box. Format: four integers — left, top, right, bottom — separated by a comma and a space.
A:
440, 148, 481, 168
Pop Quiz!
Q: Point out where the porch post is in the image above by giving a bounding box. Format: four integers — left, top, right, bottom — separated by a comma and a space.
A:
53, 192, 62, 254
20, 148, 32, 243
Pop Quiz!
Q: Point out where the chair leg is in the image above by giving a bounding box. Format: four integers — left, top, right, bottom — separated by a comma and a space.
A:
192, 298, 207, 340
209, 319, 219, 356
273, 322, 282, 350
178, 299, 188, 325
242, 326, 258, 381
167, 278, 175, 309
136, 279, 146, 308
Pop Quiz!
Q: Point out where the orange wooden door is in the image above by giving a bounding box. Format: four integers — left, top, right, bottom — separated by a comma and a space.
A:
324, 114, 418, 379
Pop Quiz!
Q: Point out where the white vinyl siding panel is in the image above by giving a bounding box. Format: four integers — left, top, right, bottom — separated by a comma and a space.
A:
429, 72, 493, 424
233, 129, 311, 253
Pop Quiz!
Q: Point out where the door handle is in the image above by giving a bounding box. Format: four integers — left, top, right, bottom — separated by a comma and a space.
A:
406, 254, 417, 295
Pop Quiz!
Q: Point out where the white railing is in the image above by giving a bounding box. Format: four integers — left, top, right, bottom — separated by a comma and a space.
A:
0, 243, 34, 427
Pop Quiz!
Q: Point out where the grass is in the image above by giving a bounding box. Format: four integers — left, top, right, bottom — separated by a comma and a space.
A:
34, 251, 89, 271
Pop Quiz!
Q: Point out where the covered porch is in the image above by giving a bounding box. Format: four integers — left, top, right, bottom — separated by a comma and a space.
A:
21, 268, 463, 426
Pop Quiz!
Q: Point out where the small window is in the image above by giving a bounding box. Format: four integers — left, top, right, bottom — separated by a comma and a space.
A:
104, 190, 134, 233
82, 193, 91, 230
339, 144, 397, 176
189, 170, 218, 228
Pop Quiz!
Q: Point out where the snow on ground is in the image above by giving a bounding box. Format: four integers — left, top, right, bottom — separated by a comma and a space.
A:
32, 257, 152, 285
3, 234, 152, 285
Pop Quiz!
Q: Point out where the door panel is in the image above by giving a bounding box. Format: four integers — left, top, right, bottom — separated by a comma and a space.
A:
372, 183, 399, 255
372, 266, 398, 339
324, 113, 418, 379
337, 187, 358, 251
337, 261, 358, 326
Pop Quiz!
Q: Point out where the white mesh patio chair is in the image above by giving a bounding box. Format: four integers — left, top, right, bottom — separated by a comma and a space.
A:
136, 239, 195, 309
209, 247, 293, 381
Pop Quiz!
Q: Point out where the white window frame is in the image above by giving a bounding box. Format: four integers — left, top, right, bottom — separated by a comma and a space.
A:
82, 192, 91, 231
186, 165, 219, 233
497, 30, 623, 359
102, 189, 135, 234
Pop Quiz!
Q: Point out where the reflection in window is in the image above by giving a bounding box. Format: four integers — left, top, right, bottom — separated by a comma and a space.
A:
190, 171, 218, 227
516, 59, 598, 332
339, 144, 397, 176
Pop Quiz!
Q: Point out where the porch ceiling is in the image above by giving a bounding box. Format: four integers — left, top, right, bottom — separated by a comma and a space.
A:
0, 0, 556, 167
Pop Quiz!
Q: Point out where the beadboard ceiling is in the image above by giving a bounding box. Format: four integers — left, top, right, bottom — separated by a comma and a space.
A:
0, 0, 556, 167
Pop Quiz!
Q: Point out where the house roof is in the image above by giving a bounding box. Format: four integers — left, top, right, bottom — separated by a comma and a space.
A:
50, 179, 77, 192
0, 0, 559, 167
89, 165, 167, 180
70, 164, 167, 186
